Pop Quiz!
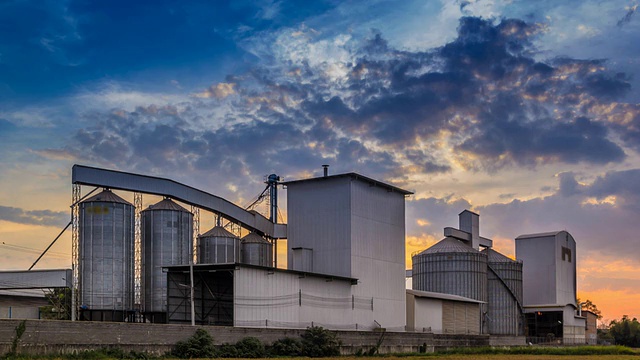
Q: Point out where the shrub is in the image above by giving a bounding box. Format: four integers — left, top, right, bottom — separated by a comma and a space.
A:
234, 337, 266, 358
171, 328, 216, 359
301, 326, 341, 357
269, 337, 303, 356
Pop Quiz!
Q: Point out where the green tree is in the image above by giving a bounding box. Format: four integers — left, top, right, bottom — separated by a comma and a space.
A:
40, 288, 72, 320
608, 315, 640, 347
577, 298, 603, 319
301, 326, 341, 357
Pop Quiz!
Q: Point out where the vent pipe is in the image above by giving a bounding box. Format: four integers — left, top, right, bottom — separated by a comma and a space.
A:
322, 164, 329, 177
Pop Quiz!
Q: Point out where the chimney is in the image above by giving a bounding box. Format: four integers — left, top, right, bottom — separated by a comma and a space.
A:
322, 164, 329, 177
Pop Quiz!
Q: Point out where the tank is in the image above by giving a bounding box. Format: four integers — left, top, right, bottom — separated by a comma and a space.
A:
79, 189, 135, 320
241, 232, 273, 267
482, 248, 524, 335
141, 198, 193, 315
197, 225, 240, 264
412, 237, 487, 302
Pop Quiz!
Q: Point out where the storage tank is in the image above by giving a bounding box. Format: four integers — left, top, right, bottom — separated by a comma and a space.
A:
412, 237, 487, 302
241, 232, 273, 267
197, 225, 240, 264
482, 248, 524, 335
141, 198, 193, 319
79, 189, 135, 321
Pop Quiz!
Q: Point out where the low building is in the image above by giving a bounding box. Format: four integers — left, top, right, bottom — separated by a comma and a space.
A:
406, 289, 483, 334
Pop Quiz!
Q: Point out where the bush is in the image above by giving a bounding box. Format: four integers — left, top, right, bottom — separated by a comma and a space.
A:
301, 326, 341, 357
171, 328, 216, 359
234, 337, 266, 358
269, 337, 303, 356
216, 343, 239, 358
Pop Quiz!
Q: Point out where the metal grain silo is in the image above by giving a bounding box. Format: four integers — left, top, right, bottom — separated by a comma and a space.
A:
141, 198, 193, 320
482, 248, 524, 335
197, 225, 240, 264
241, 232, 273, 267
79, 189, 135, 321
412, 237, 487, 302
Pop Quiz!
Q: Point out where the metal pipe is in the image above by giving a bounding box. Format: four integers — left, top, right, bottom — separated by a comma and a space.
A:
28, 221, 72, 270
322, 164, 329, 177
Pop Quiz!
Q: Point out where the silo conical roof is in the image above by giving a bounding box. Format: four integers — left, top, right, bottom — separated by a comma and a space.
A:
418, 237, 481, 255
241, 232, 269, 244
82, 189, 132, 205
144, 198, 190, 212
200, 225, 237, 238
481, 248, 518, 263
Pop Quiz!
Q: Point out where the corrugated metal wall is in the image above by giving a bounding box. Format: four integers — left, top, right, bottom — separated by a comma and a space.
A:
486, 261, 523, 335
412, 252, 488, 302
79, 200, 135, 311
442, 301, 480, 334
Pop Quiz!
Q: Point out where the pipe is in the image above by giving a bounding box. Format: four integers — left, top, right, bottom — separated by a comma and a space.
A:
322, 165, 329, 177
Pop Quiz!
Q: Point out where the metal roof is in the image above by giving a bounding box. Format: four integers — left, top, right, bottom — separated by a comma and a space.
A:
241, 232, 269, 244
82, 189, 132, 205
406, 289, 485, 304
72, 164, 286, 238
163, 263, 358, 285
144, 198, 190, 212
417, 237, 483, 255
199, 225, 238, 238
515, 231, 564, 240
282, 172, 413, 195
481, 248, 520, 263
0, 269, 72, 289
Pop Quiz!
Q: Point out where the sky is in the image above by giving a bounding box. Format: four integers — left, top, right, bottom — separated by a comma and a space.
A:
0, 0, 639, 322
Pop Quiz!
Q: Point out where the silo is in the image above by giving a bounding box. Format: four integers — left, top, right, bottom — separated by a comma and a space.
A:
241, 232, 273, 267
412, 237, 487, 302
482, 248, 524, 335
79, 189, 135, 321
141, 198, 193, 321
197, 225, 240, 264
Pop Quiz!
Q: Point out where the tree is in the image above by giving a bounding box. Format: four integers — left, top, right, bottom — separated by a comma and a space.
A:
608, 315, 640, 347
577, 298, 602, 319
40, 288, 72, 320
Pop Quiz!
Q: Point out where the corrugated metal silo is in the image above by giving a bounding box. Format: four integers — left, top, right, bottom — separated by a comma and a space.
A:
482, 248, 524, 335
197, 225, 240, 264
79, 189, 135, 321
241, 232, 273, 267
141, 198, 193, 317
412, 237, 487, 302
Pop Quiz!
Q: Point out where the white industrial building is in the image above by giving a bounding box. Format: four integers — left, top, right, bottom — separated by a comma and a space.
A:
516, 231, 586, 343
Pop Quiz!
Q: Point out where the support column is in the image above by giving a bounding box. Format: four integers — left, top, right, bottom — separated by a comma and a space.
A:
71, 184, 80, 321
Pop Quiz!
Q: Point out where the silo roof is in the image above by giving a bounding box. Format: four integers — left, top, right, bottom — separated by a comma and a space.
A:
418, 237, 481, 255
200, 225, 237, 238
144, 198, 190, 212
82, 189, 132, 205
481, 248, 519, 263
241, 232, 269, 244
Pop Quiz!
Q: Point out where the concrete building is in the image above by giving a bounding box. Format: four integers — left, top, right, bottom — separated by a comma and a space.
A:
516, 231, 586, 343
0, 269, 72, 319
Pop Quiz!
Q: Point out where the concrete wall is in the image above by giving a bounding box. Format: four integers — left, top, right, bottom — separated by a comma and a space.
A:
0, 307, 40, 319
517, 235, 556, 306
0, 319, 438, 356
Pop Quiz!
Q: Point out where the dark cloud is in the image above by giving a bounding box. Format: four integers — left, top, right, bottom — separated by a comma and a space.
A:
617, 5, 638, 27
47, 16, 639, 189
0, 205, 68, 227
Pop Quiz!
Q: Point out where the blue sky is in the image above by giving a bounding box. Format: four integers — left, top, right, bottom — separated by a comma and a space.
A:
1, 0, 639, 320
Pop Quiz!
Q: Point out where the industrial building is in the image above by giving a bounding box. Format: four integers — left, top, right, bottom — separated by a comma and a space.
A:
0, 164, 593, 345
410, 210, 523, 336
516, 231, 586, 343
67, 165, 410, 330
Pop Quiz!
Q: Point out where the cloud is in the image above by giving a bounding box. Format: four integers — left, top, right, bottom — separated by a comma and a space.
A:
193, 83, 237, 99
617, 4, 638, 27
0, 206, 68, 227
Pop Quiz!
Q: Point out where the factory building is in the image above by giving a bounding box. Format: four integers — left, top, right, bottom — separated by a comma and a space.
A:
70, 165, 410, 331
1, 164, 591, 344
516, 231, 586, 343
411, 210, 524, 336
